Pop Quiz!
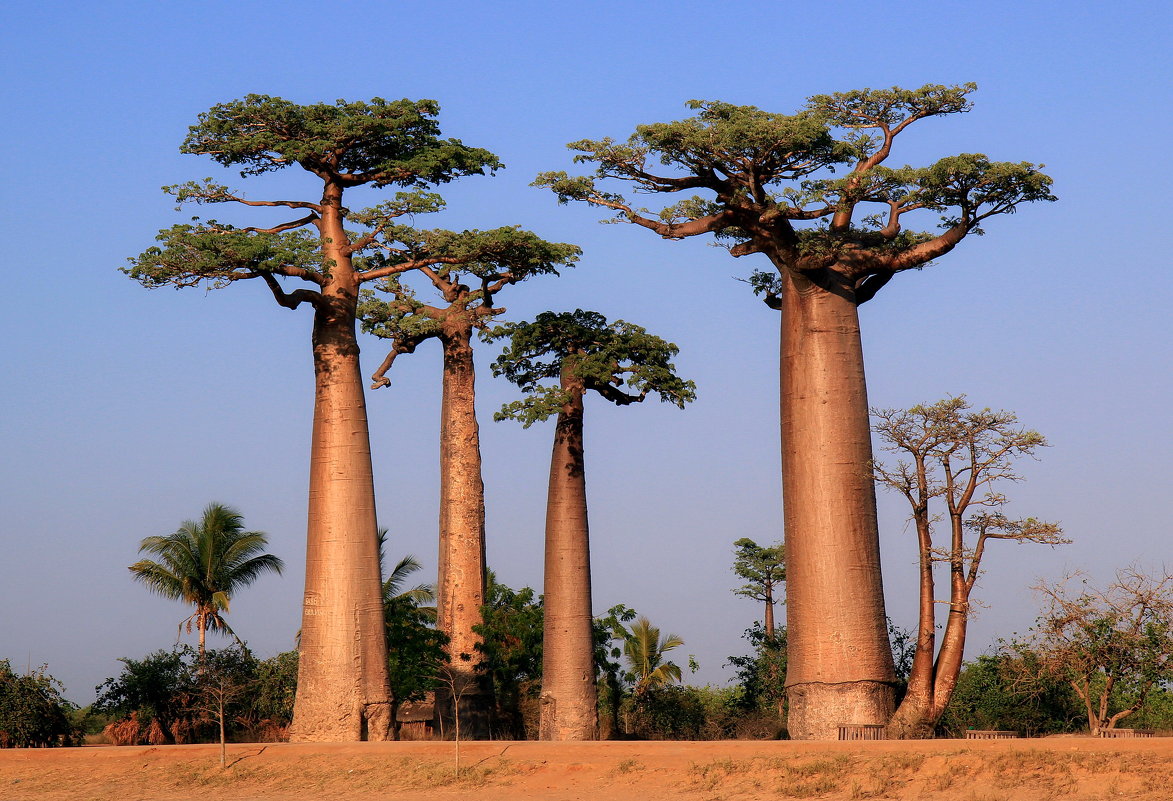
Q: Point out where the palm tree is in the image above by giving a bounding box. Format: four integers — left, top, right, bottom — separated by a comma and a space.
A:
375, 531, 446, 740
129, 503, 284, 656
623, 616, 684, 698
376, 529, 436, 619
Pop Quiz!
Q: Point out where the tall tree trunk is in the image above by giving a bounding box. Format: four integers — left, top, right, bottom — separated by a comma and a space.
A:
539, 376, 599, 740
289, 291, 392, 742
764, 587, 776, 637
888, 511, 938, 738
924, 542, 971, 723
779, 272, 895, 740
434, 328, 491, 738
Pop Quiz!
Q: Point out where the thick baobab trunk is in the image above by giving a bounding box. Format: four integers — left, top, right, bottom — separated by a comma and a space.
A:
289, 294, 392, 742
539, 377, 599, 741
434, 329, 491, 738
780, 273, 895, 740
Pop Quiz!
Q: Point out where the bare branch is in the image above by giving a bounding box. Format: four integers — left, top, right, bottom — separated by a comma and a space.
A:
256, 273, 324, 309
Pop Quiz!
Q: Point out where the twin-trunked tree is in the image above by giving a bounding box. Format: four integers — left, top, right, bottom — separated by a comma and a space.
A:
537, 84, 1054, 738
358, 229, 579, 736
872, 398, 1067, 737
126, 95, 509, 741
490, 310, 695, 739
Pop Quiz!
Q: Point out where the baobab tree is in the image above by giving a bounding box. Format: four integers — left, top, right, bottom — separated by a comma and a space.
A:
732, 538, 786, 637
535, 84, 1055, 738
125, 95, 500, 741
873, 397, 1067, 737
359, 227, 579, 736
490, 310, 695, 740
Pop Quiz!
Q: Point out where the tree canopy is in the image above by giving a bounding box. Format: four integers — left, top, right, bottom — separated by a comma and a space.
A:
1028, 569, 1173, 735
128, 503, 283, 655
731, 539, 786, 622
489, 309, 696, 427
358, 227, 580, 387
535, 84, 1054, 304
125, 94, 503, 300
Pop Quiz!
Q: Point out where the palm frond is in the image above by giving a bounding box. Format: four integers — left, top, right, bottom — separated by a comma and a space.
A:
129, 502, 282, 650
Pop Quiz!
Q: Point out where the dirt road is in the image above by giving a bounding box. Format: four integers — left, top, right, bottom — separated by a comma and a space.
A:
2, 736, 1170, 800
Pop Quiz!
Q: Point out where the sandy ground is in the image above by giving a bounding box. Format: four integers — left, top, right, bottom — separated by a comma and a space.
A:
2, 737, 1172, 801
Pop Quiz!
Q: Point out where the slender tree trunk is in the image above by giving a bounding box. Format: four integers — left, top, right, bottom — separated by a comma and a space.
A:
434, 328, 491, 738
888, 511, 938, 738
764, 587, 776, 637
218, 695, 226, 768
539, 375, 599, 740
198, 615, 206, 659
289, 285, 392, 741
779, 271, 895, 740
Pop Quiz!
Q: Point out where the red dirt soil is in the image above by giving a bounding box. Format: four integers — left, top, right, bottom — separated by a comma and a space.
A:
2, 737, 1171, 800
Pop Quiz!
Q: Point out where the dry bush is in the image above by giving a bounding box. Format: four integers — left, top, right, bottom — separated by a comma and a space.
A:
145, 717, 167, 745
103, 713, 142, 746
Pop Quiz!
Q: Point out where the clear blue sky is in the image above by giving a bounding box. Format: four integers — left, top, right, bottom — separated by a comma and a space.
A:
0, 0, 1168, 702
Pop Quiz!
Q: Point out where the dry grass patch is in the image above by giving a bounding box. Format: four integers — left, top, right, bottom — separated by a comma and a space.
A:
610, 757, 645, 776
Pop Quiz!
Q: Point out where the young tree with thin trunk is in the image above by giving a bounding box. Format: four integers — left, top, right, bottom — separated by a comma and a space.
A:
489, 310, 695, 740
872, 397, 1068, 737
125, 95, 500, 741
128, 503, 283, 658
359, 229, 579, 737
192, 647, 255, 768
1026, 569, 1173, 736
732, 538, 786, 637
535, 84, 1055, 738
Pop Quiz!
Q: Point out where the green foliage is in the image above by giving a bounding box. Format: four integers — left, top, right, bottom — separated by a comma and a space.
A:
938, 652, 1080, 737
95, 647, 300, 743
474, 572, 544, 739
128, 503, 284, 652
808, 83, 977, 134
193, 647, 258, 722
888, 619, 917, 687
621, 616, 685, 697
489, 310, 696, 427
251, 650, 298, 727
1027, 569, 1173, 733
726, 623, 788, 718
367, 226, 579, 282
125, 226, 324, 290
358, 227, 580, 376
1125, 686, 1173, 730
630, 684, 710, 739
0, 660, 77, 747
94, 648, 197, 738
594, 604, 637, 738
621, 683, 764, 740
536, 84, 1054, 302
731, 538, 786, 608
127, 95, 504, 303
181, 95, 501, 184
378, 539, 447, 721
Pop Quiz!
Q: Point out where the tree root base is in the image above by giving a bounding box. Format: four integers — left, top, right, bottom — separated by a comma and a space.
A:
786, 680, 894, 740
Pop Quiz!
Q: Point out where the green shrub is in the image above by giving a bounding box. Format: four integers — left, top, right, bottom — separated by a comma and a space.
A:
0, 659, 77, 747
